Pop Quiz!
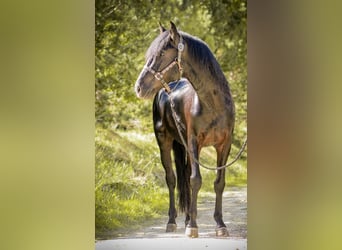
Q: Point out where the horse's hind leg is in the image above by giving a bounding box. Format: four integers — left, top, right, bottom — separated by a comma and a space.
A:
213, 143, 231, 237
173, 141, 191, 229
156, 134, 177, 232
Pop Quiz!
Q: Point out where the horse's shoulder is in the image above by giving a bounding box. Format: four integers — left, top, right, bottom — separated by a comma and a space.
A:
190, 93, 202, 116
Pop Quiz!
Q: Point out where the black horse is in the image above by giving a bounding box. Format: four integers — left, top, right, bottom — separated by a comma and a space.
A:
135, 22, 235, 237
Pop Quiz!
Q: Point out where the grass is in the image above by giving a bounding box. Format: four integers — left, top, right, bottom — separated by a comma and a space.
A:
95, 126, 246, 238
95, 127, 168, 238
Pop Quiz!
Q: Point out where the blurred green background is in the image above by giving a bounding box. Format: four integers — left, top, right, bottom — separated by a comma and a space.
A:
95, 0, 247, 237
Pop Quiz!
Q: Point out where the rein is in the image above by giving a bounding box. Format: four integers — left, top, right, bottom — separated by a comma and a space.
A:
149, 35, 247, 170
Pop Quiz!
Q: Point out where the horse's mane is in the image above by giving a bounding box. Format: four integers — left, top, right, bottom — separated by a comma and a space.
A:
181, 32, 228, 85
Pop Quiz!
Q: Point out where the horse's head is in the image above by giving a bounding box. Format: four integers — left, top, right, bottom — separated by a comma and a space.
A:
135, 22, 185, 99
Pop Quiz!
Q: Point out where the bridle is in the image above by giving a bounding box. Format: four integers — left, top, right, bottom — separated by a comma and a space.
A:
143, 36, 184, 93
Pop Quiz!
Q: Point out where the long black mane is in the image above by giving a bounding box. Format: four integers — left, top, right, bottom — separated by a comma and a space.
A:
184, 34, 224, 77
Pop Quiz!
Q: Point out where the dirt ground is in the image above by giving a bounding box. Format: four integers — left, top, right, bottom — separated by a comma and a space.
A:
109, 186, 247, 239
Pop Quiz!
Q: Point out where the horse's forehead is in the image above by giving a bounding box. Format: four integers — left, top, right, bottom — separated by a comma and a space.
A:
146, 33, 169, 58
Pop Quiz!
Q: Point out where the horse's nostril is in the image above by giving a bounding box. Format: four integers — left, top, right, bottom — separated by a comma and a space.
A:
137, 86, 141, 93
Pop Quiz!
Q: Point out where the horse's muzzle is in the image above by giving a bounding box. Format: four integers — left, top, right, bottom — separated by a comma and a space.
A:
135, 82, 141, 96
134, 80, 145, 99
135, 68, 160, 99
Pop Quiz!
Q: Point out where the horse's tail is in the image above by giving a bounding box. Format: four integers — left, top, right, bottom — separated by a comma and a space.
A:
173, 140, 190, 213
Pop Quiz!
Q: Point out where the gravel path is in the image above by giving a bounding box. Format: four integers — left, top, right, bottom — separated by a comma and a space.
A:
99, 187, 247, 239
96, 238, 247, 250
96, 187, 247, 249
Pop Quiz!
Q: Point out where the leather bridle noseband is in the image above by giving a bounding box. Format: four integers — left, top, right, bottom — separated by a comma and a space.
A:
144, 36, 184, 93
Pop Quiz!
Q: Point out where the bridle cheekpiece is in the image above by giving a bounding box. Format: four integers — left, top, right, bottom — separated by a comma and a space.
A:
144, 36, 184, 93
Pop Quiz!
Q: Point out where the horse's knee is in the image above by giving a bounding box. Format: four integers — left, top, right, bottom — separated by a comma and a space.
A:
190, 175, 202, 190
166, 173, 176, 189
214, 179, 225, 193
214, 171, 225, 193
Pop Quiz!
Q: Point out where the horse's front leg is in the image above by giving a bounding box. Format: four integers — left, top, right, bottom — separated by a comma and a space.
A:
157, 135, 177, 232
213, 143, 231, 237
185, 136, 202, 238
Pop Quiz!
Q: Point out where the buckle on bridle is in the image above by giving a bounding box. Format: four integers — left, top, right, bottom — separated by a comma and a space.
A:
155, 72, 163, 81
178, 42, 184, 52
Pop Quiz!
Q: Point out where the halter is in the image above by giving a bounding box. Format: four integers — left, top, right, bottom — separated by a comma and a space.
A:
144, 36, 184, 93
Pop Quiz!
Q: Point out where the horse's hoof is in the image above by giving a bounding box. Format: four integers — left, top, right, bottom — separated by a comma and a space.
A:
185, 227, 199, 238
215, 227, 229, 237
166, 223, 177, 232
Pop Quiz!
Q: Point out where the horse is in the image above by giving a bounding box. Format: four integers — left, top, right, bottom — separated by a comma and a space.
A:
134, 22, 235, 238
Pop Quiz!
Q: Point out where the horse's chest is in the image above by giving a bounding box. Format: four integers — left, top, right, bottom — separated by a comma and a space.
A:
193, 115, 228, 146
198, 127, 226, 147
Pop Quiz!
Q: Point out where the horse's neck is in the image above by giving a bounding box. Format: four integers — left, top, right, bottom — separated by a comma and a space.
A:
184, 63, 232, 111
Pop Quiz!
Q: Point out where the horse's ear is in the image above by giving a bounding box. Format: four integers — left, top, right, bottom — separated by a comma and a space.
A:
169, 21, 180, 43
159, 22, 166, 33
